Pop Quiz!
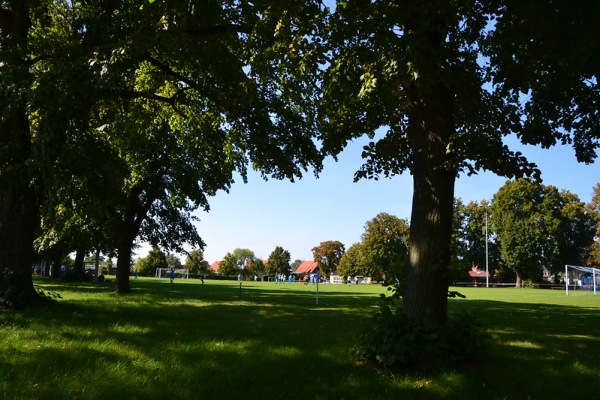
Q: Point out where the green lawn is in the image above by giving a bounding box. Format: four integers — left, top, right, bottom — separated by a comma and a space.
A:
1, 277, 599, 399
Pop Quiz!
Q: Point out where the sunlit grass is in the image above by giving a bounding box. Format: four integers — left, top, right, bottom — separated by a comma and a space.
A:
0, 277, 598, 399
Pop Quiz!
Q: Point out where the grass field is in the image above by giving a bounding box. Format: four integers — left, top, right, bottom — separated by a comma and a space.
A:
1, 276, 599, 399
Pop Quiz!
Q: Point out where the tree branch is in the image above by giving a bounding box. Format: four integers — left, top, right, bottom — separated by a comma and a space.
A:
144, 54, 198, 89
182, 23, 250, 37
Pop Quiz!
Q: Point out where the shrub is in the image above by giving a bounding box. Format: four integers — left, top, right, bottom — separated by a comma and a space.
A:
355, 287, 489, 368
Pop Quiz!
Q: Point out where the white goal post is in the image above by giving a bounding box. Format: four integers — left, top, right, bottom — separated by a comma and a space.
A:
155, 268, 189, 279
565, 265, 599, 295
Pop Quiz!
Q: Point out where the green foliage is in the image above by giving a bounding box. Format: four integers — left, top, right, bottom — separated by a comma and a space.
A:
360, 213, 410, 280
165, 253, 182, 269
452, 199, 501, 281
217, 252, 239, 277
2, 0, 326, 298
231, 248, 256, 270
183, 249, 209, 274
246, 259, 265, 277
337, 242, 365, 279
266, 246, 291, 276
311, 240, 345, 276
585, 183, 600, 267
136, 248, 168, 277
492, 179, 595, 281
355, 290, 487, 368
291, 259, 302, 271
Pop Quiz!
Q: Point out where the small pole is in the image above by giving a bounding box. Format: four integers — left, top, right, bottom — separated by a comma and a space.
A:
316, 270, 320, 305
485, 206, 489, 288
565, 265, 569, 296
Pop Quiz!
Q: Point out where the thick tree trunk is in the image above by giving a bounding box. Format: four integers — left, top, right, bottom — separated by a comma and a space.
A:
51, 253, 62, 278
114, 187, 152, 293
0, 1, 38, 304
0, 184, 38, 302
115, 239, 133, 293
73, 248, 86, 278
402, 81, 456, 327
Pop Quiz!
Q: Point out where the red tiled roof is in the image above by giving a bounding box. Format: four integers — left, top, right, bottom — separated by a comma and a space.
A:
468, 266, 488, 278
295, 261, 318, 274
210, 261, 220, 272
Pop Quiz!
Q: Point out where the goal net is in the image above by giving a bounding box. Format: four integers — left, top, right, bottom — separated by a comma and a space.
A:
155, 268, 189, 279
565, 265, 599, 295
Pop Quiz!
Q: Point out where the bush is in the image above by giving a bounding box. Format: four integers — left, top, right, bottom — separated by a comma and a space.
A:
355, 288, 489, 368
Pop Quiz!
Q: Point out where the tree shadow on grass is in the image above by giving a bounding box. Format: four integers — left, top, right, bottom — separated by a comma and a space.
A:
1, 285, 400, 399
7, 279, 598, 399
444, 299, 600, 399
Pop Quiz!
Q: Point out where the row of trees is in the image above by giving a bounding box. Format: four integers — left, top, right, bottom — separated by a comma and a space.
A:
135, 246, 304, 279
137, 179, 598, 286
329, 180, 599, 286
455, 180, 598, 285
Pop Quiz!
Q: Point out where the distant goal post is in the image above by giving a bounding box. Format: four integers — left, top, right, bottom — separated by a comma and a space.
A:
565, 265, 599, 295
155, 268, 189, 279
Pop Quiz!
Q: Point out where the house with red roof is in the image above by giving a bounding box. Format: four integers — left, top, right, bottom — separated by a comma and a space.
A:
294, 261, 319, 276
210, 261, 220, 273
468, 265, 489, 284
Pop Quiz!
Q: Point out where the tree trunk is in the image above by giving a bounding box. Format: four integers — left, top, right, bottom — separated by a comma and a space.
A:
0, 1, 38, 304
51, 252, 62, 278
0, 112, 38, 303
115, 239, 133, 292
402, 81, 456, 327
114, 187, 152, 293
0, 183, 38, 303
73, 248, 86, 278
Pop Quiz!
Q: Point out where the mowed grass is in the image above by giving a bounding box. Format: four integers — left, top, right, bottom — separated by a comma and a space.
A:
1, 277, 599, 400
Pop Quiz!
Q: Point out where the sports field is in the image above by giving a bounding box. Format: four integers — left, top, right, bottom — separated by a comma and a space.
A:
1, 276, 599, 399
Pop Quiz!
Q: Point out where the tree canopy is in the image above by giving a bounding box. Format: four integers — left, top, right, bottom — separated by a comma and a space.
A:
491, 179, 595, 285
299, 0, 600, 326
266, 246, 291, 276
0, 0, 323, 303
585, 184, 600, 268
136, 248, 168, 277
184, 249, 210, 275
360, 213, 410, 281
311, 241, 345, 276
337, 243, 365, 280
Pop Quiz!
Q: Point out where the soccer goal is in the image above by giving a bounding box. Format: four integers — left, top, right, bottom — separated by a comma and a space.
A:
155, 268, 189, 279
565, 265, 599, 295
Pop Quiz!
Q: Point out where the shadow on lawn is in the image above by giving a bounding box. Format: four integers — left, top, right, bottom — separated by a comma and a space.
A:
446, 299, 600, 399
7, 279, 599, 399
4, 281, 391, 399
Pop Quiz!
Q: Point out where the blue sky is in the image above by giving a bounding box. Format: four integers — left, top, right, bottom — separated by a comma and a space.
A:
168, 136, 599, 264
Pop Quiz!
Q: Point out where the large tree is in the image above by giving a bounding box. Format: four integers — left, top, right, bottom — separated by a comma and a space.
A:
136, 248, 168, 277
360, 212, 410, 281
492, 179, 595, 285
337, 242, 365, 280
311, 240, 345, 276
585, 184, 600, 267
217, 252, 240, 278
266, 246, 291, 276
453, 199, 501, 280
0, 1, 324, 301
184, 249, 210, 275
301, 0, 600, 326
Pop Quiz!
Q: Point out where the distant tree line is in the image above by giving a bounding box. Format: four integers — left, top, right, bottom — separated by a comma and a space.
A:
71, 179, 600, 288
